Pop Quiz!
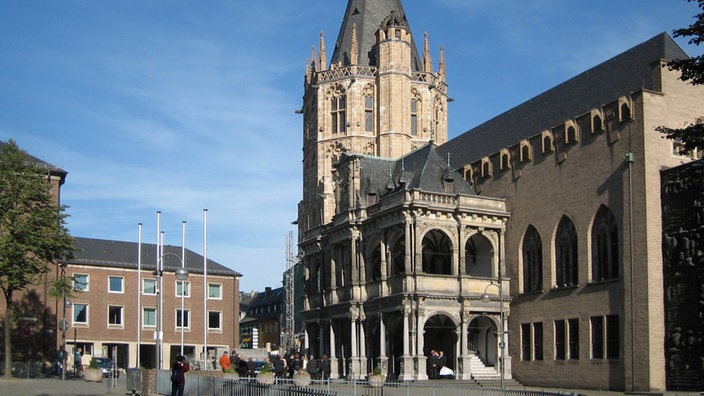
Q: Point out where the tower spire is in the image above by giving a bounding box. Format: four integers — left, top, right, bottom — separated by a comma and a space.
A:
439, 45, 446, 81
350, 23, 359, 65
319, 32, 327, 71
423, 32, 433, 73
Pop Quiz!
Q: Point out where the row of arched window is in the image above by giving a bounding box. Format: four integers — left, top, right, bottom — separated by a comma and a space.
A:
522, 205, 619, 293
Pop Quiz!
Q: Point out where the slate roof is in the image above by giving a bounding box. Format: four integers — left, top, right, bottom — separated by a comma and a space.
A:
1, 140, 67, 185
438, 33, 690, 167
352, 143, 475, 199
71, 237, 240, 277
247, 287, 284, 319
330, 0, 422, 71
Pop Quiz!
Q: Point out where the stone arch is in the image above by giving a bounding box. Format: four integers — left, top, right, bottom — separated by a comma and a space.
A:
555, 215, 578, 287
421, 229, 453, 275
465, 232, 493, 277
386, 227, 406, 276
365, 238, 382, 282
423, 313, 459, 373
468, 315, 499, 366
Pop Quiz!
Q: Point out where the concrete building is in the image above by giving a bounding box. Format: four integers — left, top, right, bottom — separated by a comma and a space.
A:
62, 237, 241, 371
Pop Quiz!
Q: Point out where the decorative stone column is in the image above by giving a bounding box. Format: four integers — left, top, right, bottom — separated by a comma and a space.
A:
415, 304, 428, 381
378, 313, 388, 374
399, 301, 415, 381
457, 304, 472, 380
329, 319, 339, 379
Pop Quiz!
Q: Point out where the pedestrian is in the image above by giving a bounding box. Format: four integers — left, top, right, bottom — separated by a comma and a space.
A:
170, 355, 190, 396
306, 354, 319, 379
292, 353, 302, 374
74, 347, 83, 377
428, 350, 438, 379
319, 354, 331, 381
437, 350, 446, 374
246, 357, 256, 377
273, 355, 285, 378
218, 350, 231, 371
229, 351, 240, 373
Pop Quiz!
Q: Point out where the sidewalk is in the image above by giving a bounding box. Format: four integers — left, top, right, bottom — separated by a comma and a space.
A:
0, 376, 127, 396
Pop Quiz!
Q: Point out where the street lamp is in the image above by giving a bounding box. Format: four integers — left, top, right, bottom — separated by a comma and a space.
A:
175, 266, 189, 355
480, 279, 505, 392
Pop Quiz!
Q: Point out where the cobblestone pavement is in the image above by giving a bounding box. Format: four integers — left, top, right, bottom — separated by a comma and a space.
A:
0, 376, 126, 396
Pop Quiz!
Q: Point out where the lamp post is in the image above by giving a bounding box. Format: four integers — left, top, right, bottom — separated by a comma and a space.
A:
480, 279, 505, 392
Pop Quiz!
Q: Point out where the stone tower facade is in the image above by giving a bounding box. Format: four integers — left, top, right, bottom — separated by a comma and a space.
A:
297, 0, 448, 233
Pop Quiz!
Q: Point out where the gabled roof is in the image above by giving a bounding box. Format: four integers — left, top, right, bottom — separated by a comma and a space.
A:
71, 237, 240, 277
438, 33, 690, 167
1, 140, 67, 185
330, 0, 422, 70
355, 143, 474, 198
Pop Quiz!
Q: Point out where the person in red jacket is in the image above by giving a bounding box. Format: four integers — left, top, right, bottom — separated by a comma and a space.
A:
218, 350, 231, 371
170, 355, 190, 396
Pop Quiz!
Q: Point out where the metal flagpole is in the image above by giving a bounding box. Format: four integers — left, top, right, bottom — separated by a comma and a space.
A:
181, 221, 186, 356
203, 209, 208, 371
137, 223, 142, 368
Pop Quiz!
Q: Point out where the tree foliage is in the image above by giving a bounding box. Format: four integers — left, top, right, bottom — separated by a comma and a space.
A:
658, 0, 704, 152
0, 140, 75, 378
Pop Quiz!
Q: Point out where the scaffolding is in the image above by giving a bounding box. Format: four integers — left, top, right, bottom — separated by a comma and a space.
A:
283, 231, 296, 353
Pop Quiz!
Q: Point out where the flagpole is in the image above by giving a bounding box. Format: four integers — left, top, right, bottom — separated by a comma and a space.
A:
136, 223, 142, 368
203, 209, 208, 371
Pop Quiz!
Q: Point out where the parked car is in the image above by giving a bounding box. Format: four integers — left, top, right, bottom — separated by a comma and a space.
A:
93, 357, 119, 378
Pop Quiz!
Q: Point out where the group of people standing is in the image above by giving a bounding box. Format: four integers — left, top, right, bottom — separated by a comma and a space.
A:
428, 350, 447, 379
273, 352, 331, 380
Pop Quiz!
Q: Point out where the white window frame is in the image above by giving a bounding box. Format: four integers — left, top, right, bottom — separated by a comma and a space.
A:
176, 280, 191, 298
208, 310, 223, 331
73, 274, 89, 292
108, 305, 124, 328
176, 309, 190, 330
208, 283, 223, 300
108, 276, 124, 293
73, 303, 88, 325
142, 278, 157, 295
142, 307, 156, 328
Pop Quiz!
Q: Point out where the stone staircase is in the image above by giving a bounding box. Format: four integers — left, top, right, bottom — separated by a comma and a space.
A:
466, 352, 523, 389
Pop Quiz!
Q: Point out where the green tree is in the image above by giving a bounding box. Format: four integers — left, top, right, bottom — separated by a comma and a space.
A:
657, 0, 704, 153
0, 140, 75, 379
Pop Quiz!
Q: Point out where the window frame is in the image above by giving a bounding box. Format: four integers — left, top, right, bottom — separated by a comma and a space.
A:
73, 274, 89, 292
108, 305, 124, 328
108, 276, 124, 294
208, 283, 223, 300
208, 310, 223, 331
176, 280, 191, 298
143, 278, 157, 295
73, 303, 88, 325
143, 307, 156, 328
176, 309, 191, 330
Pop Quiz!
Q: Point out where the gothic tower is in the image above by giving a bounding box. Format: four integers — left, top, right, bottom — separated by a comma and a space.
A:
298, 0, 448, 233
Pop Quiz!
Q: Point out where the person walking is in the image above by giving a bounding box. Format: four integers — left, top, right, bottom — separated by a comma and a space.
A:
319, 354, 331, 381
306, 354, 319, 380
170, 355, 190, 396
218, 350, 231, 371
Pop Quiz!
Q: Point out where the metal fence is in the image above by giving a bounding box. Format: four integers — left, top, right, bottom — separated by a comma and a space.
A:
158, 372, 583, 396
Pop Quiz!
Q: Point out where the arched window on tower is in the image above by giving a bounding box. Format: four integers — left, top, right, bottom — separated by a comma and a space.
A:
591, 206, 619, 282
522, 225, 542, 292
556, 216, 578, 287
331, 95, 346, 134
422, 230, 452, 275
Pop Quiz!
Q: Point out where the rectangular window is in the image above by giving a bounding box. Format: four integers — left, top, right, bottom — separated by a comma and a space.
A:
108, 276, 124, 293
568, 318, 579, 359
108, 305, 123, 327
534, 322, 544, 360
208, 311, 222, 331
73, 274, 89, 291
365, 95, 374, 132
331, 96, 346, 134
591, 316, 604, 359
176, 309, 190, 330
143, 307, 156, 328
521, 323, 531, 361
606, 315, 620, 359
208, 284, 222, 299
410, 99, 418, 136
176, 281, 190, 297
73, 303, 88, 324
143, 279, 157, 295
554, 320, 565, 360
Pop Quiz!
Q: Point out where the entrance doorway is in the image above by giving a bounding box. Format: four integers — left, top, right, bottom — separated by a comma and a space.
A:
423, 314, 457, 376
469, 316, 497, 366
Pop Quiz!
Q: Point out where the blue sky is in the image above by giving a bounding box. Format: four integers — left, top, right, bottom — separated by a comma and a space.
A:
1, 0, 700, 292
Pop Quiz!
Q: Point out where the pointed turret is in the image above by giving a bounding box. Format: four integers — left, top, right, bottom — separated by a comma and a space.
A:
422, 32, 433, 73
330, 0, 422, 69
